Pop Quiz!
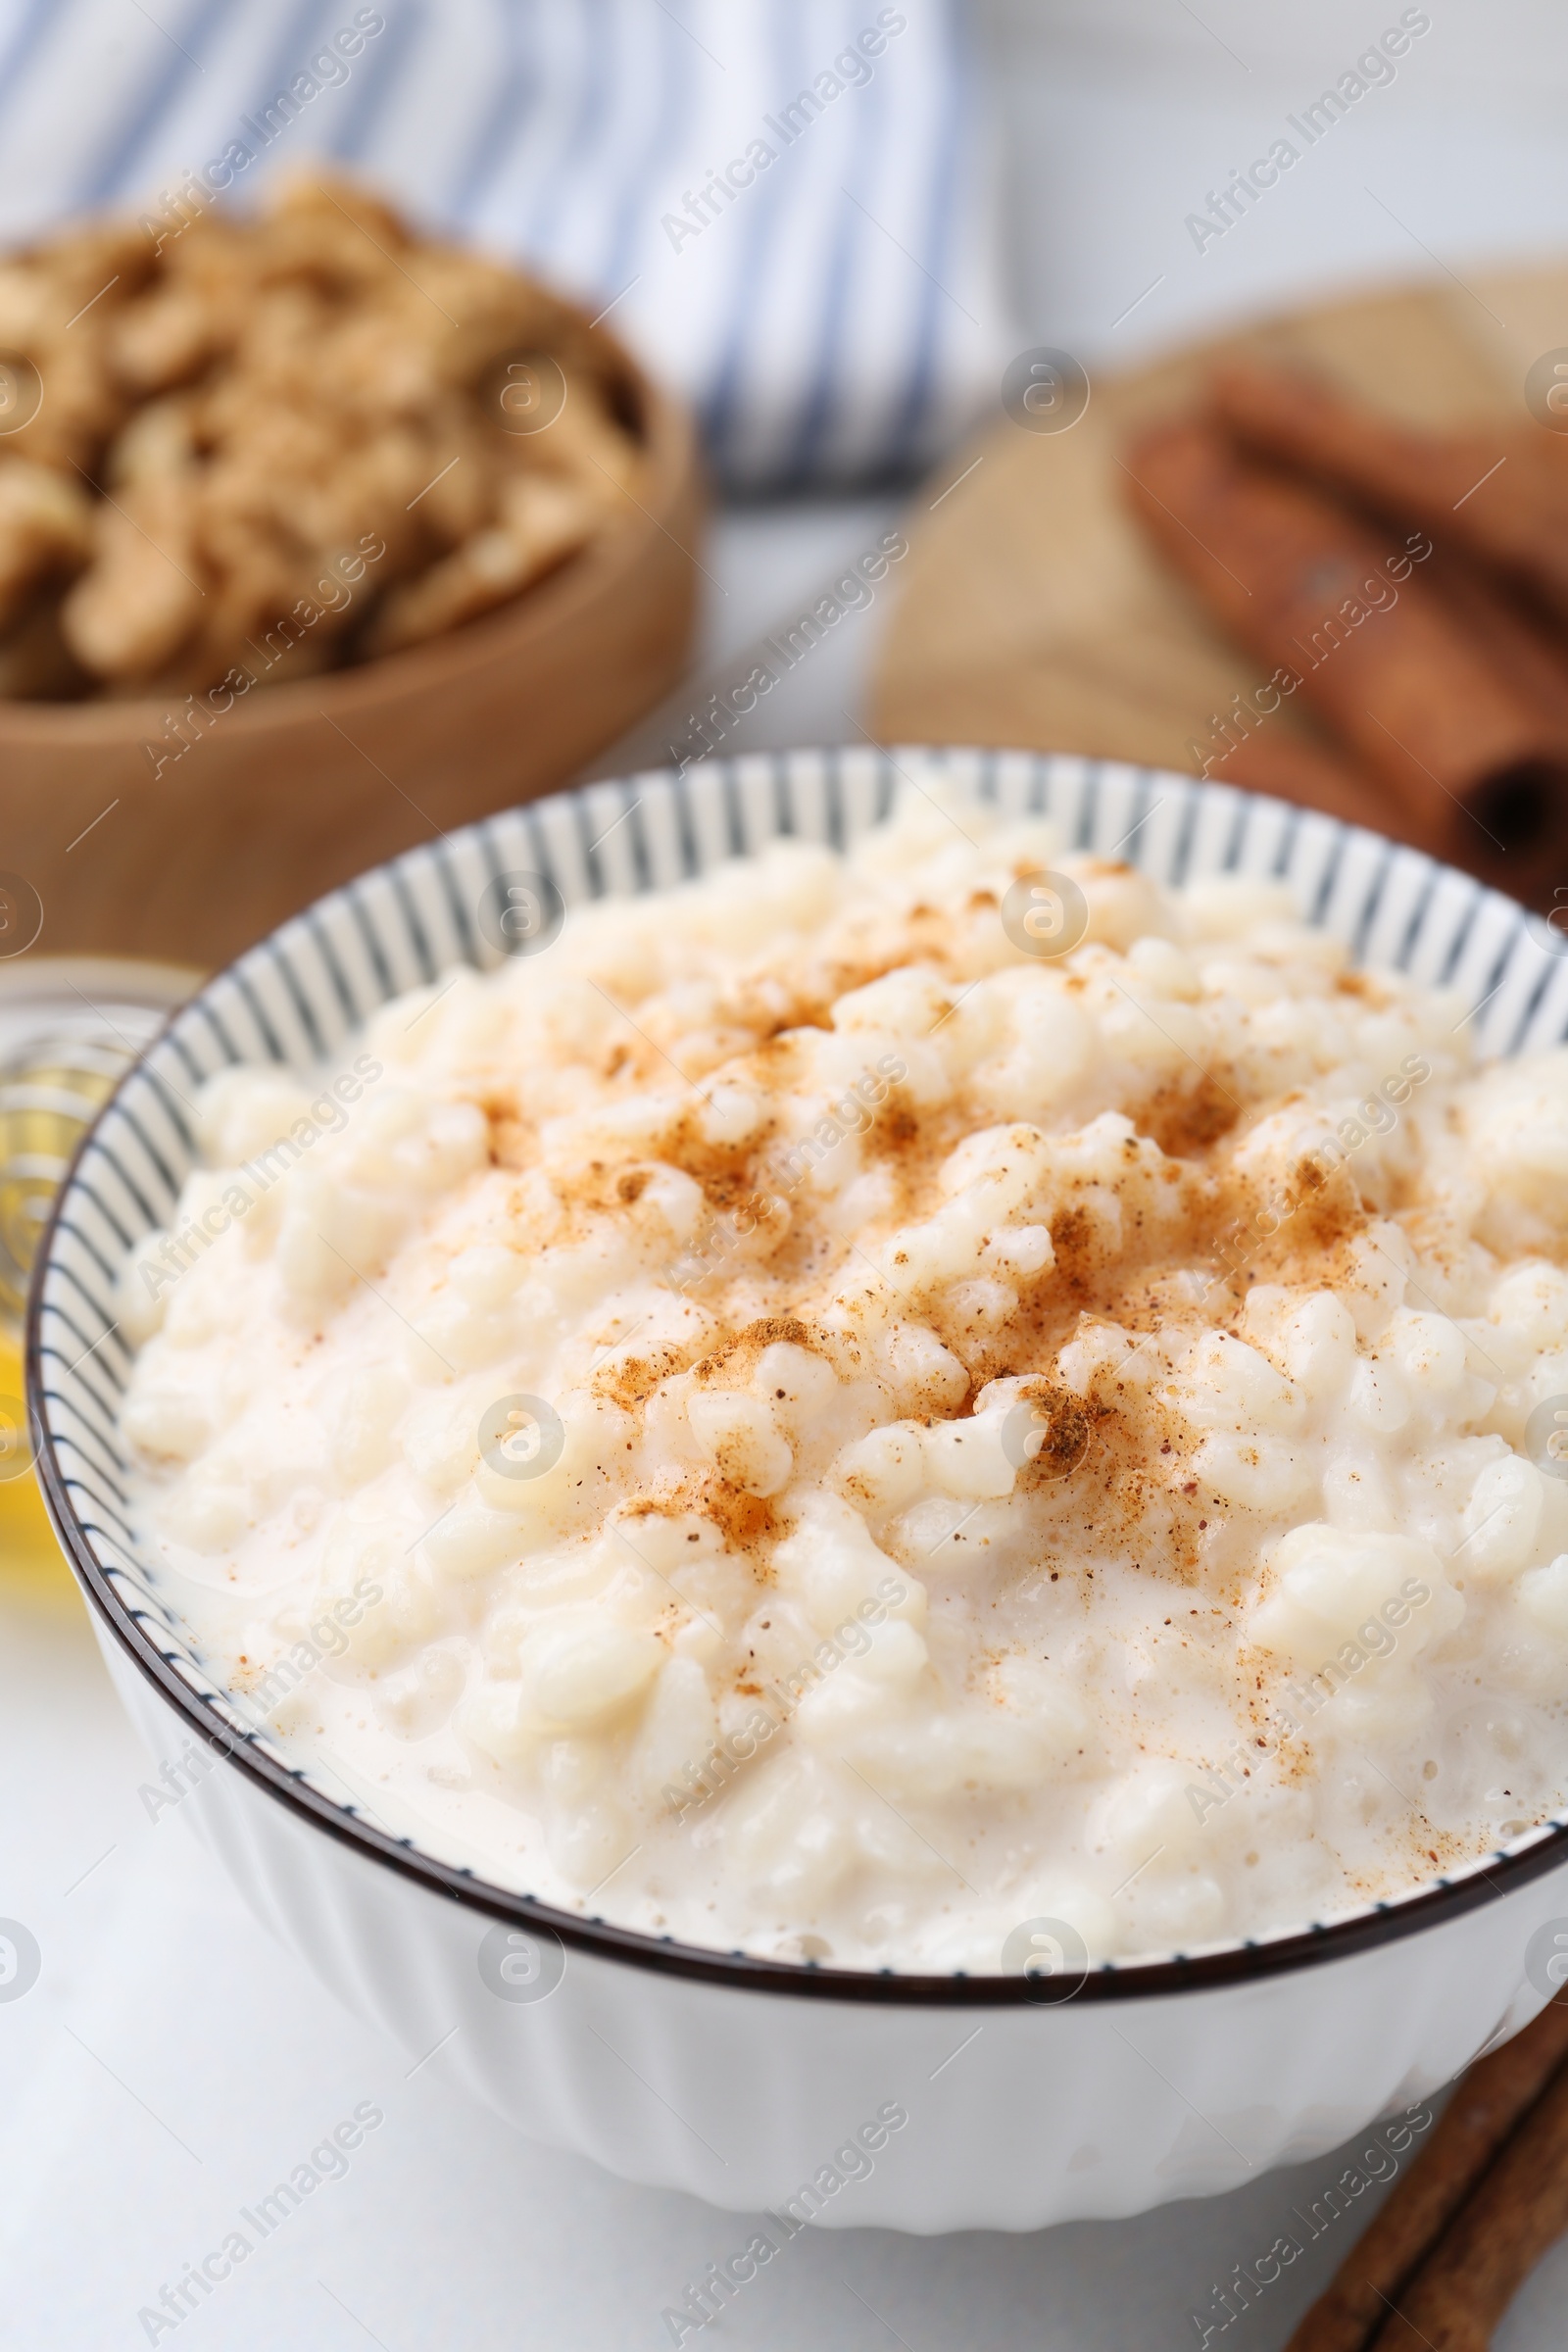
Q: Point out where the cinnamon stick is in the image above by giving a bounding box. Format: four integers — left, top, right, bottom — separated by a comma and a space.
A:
1283, 1992, 1568, 2352
1419, 546, 1568, 735
1201, 727, 1432, 851
1211, 361, 1568, 627
1123, 418, 1568, 884
1369, 2049, 1568, 2350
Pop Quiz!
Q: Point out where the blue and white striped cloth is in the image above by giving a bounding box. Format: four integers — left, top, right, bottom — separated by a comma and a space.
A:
0, 0, 1011, 490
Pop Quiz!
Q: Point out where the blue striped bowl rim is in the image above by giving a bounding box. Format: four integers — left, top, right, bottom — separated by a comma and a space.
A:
28, 746, 1568, 2002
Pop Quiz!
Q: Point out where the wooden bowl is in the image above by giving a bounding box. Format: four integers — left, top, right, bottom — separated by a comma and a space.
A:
0, 343, 703, 970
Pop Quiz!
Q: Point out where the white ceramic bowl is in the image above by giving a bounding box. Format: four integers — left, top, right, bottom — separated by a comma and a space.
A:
30, 747, 1568, 2233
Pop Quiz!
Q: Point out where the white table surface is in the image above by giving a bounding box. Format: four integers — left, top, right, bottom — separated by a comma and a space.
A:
11, 8, 1568, 2342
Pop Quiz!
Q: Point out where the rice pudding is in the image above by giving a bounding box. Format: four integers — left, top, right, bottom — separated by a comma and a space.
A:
117, 791, 1568, 1970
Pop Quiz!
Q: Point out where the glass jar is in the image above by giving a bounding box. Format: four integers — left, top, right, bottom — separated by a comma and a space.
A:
0, 958, 199, 1593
